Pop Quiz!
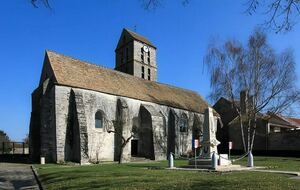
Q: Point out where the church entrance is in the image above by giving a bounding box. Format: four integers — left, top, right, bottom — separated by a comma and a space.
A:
131, 139, 138, 156
138, 106, 155, 160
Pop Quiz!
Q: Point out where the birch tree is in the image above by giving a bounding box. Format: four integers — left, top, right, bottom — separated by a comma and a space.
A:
205, 29, 300, 152
246, 0, 300, 33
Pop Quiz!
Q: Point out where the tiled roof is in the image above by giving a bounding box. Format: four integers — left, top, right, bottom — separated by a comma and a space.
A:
286, 117, 300, 127
266, 113, 300, 128
124, 29, 156, 48
45, 50, 212, 114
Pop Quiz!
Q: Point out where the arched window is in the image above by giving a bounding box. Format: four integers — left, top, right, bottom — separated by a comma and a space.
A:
95, 111, 103, 129
179, 114, 188, 133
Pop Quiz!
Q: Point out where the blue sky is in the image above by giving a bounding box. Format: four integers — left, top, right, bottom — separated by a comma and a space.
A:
0, 0, 300, 141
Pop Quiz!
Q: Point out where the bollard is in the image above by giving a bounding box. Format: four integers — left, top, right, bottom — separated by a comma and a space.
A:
211, 152, 217, 170
40, 157, 45, 165
247, 151, 254, 167
168, 152, 174, 168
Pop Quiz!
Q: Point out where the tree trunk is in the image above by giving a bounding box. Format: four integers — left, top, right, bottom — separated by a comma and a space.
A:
239, 116, 247, 152
247, 119, 251, 152
250, 114, 257, 151
118, 144, 125, 164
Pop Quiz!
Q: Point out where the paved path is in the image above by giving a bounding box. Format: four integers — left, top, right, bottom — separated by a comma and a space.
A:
170, 166, 300, 179
252, 169, 300, 177
0, 163, 39, 190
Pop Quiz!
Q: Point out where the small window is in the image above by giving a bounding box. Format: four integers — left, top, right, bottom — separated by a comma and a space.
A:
141, 54, 144, 62
95, 111, 103, 129
147, 57, 150, 64
141, 48, 144, 62
148, 69, 151, 80
141, 66, 145, 79
180, 114, 188, 133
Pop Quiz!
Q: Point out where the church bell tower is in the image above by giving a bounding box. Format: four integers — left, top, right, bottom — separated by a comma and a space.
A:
115, 28, 157, 81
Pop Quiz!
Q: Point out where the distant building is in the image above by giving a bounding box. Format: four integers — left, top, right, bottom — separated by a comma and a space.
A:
29, 29, 218, 164
214, 93, 300, 155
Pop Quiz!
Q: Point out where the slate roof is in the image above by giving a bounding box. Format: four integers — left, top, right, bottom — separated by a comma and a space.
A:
44, 50, 213, 114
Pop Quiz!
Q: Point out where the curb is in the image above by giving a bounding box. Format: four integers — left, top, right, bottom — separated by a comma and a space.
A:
251, 169, 300, 177
31, 165, 45, 190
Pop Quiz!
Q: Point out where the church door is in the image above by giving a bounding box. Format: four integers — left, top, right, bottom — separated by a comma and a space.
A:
131, 139, 138, 156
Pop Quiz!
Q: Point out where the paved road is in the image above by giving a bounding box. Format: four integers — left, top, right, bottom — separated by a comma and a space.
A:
0, 163, 39, 190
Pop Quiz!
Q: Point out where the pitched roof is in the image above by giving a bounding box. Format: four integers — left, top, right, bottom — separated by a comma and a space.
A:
287, 118, 300, 127
124, 28, 156, 48
267, 113, 297, 128
44, 50, 213, 114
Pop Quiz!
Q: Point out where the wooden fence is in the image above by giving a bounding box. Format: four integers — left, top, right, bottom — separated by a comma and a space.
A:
0, 142, 29, 155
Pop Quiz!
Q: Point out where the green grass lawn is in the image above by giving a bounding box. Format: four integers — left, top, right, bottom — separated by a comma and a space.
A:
36, 157, 300, 190
234, 156, 300, 171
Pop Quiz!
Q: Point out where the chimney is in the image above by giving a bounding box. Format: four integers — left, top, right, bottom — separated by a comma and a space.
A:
248, 95, 254, 113
240, 90, 248, 115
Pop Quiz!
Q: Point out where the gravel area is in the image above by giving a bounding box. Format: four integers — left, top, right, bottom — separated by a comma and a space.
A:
0, 163, 39, 190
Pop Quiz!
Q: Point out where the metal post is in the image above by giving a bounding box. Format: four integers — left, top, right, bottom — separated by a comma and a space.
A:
247, 151, 254, 167
228, 141, 232, 160
169, 152, 174, 168
12, 142, 15, 154
211, 151, 217, 170
194, 148, 196, 168
41, 157, 45, 165
22, 142, 25, 155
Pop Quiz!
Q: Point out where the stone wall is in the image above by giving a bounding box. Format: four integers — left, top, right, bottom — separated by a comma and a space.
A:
268, 130, 300, 151
228, 120, 300, 152
40, 86, 56, 162
54, 85, 206, 163
133, 41, 157, 81
29, 88, 42, 162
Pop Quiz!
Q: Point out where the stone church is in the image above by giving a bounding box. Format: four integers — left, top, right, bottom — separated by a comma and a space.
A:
29, 28, 218, 164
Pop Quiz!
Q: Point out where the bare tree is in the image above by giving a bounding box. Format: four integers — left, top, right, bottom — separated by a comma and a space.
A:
29, 0, 299, 32
31, 0, 51, 8
141, 0, 163, 10
107, 125, 137, 164
141, 0, 189, 9
23, 134, 29, 144
246, 0, 300, 33
0, 130, 11, 153
30, 0, 190, 10
205, 29, 300, 152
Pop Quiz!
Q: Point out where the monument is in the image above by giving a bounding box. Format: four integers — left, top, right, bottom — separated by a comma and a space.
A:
200, 107, 220, 159
188, 107, 231, 168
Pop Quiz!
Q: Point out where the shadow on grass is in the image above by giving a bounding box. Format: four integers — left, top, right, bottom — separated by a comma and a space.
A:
126, 164, 165, 170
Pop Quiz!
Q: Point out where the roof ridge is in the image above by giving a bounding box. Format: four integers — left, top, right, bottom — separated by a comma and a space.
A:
124, 28, 146, 38
46, 50, 203, 97
123, 28, 156, 48
269, 113, 298, 127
